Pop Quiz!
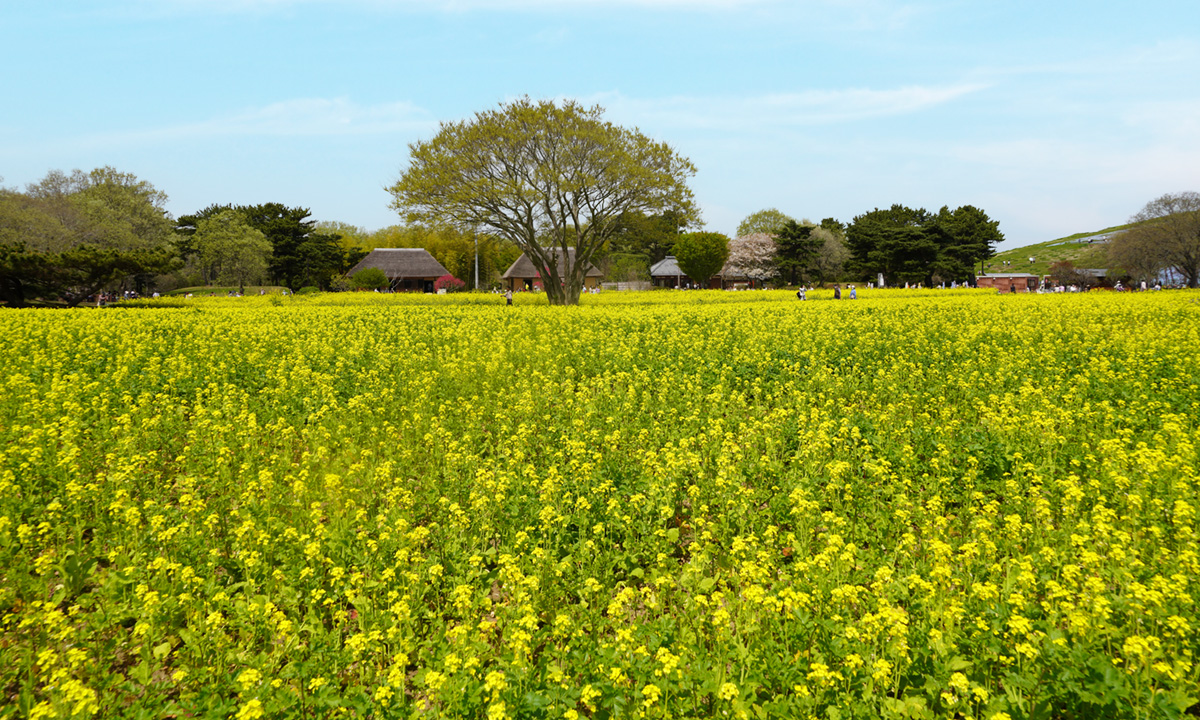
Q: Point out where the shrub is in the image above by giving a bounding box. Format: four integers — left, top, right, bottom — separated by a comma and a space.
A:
434, 274, 467, 293
352, 267, 388, 290
297, 286, 320, 295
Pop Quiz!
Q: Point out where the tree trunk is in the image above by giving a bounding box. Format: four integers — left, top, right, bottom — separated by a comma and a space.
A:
543, 278, 565, 305
0, 281, 29, 308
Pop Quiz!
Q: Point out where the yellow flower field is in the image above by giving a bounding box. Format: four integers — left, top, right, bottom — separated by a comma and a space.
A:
1, 290, 1197, 719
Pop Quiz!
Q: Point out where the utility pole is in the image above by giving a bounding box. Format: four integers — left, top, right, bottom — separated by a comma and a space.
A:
474, 230, 480, 291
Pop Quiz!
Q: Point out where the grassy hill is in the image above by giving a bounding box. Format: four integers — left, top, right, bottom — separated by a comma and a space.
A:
986, 224, 1134, 277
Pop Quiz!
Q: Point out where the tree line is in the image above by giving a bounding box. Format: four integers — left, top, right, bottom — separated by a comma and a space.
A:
656, 204, 1004, 289
0, 168, 178, 307
382, 97, 1014, 303
0, 164, 1003, 306
5, 95, 1196, 307
0, 167, 530, 306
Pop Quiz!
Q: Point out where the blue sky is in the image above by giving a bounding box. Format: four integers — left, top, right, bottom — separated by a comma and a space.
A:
2, 0, 1197, 250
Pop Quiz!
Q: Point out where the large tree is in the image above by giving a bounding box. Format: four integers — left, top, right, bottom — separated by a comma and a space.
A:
773, 219, 820, 285
725, 233, 777, 285
931, 205, 1004, 280
607, 209, 687, 265
0, 167, 176, 306
388, 97, 698, 305
846, 204, 1000, 286
735, 208, 795, 238
811, 226, 850, 285
194, 210, 272, 290
0, 189, 63, 306
177, 203, 362, 290
673, 231, 729, 287
1109, 191, 1200, 287
238, 203, 320, 289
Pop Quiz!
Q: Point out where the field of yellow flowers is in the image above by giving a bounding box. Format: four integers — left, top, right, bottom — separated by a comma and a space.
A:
1, 289, 1197, 719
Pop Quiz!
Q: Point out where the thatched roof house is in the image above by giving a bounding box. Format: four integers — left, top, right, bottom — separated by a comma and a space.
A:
502, 248, 603, 291
349, 248, 450, 292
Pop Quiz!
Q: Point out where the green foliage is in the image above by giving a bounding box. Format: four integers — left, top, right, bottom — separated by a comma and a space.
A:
0, 239, 56, 307
351, 267, 388, 290
736, 208, 795, 238
820, 217, 846, 235
164, 285, 287, 296
931, 205, 1004, 280
315, 220, 370, 249
388, 96, 698, 305
194, 211, 271, 289
846, 204, 1001, 285
604, 210, 690, 266
811, 227, 850, 284
602, 252, 651, 283
674, 231, 730, 285
773, 219, 820, 285
0, 167, 176, 306
24, 167, 173, 254
178, 204, 363, 291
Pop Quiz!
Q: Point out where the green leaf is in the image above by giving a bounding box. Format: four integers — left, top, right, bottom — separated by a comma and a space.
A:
947, 656, 972, 672
523, 691, 552, 709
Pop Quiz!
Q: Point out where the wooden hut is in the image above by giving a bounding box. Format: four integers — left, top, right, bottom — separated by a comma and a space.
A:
502, 249, 603, 291
348, 248, 450, 293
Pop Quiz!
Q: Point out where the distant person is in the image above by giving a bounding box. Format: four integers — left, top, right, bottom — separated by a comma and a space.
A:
796, 288, 806, 301
849, 285, 857, 300
833, 284, 841, 300
505, 289, 513, 306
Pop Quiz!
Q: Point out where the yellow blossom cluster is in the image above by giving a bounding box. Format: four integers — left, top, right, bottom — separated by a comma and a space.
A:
0, 289, 1197, 718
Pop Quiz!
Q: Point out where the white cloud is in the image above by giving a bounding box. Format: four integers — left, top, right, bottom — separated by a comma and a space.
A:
582, 84, 989, 132
38, 98, 437, 153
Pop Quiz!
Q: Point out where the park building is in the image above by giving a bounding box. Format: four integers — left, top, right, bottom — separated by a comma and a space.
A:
976, 272, 1040, 293
348, 248, 450, 293
649, 256, 690, 288
502, 249, 603, 292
